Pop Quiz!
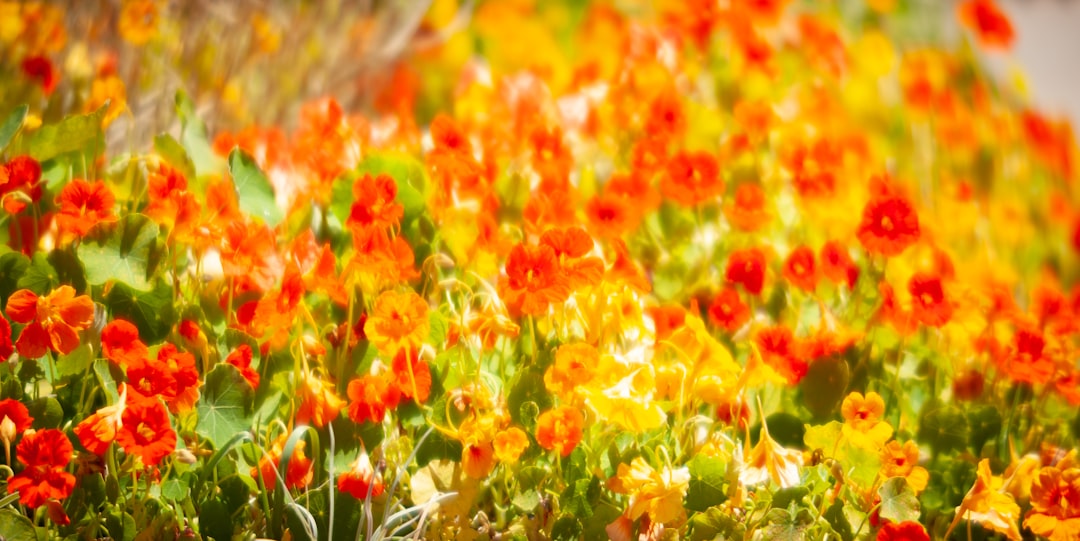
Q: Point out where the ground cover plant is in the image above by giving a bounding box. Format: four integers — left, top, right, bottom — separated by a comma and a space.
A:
0, 0, 1079, 539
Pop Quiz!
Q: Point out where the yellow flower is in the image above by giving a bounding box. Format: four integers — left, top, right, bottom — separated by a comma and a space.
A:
948, 459, 1023, 541
739, 420, 804, 488
582, 366, 666, 433
613, 457, 690, 525
840, 391, 893, 447
880, 440, 929, 493
87, 76, 127, 127
544, 343, 598, 399
364, 290, 430, 357
493, 427, 529, 464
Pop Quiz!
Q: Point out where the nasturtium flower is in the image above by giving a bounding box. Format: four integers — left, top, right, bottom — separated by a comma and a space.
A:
364, 289, 430, 357
55, 179, 118, 239
117, 0, 159, 45
338, 451, 384, 500
462, 440, 496, 480
6, 286, 95, 358
115, 396, 175, 467
499, 242, 570, 316
544, 343, 599, 399
1026, 462, 1080, 541
951, 459, 1023, 540
74, 385, 128, 456
536, 406, 584, 457
1001, 327, 1054, 385
661, 150, 723, 207
877, 521, 929, 541
958, 0, 1014, 50
783, 245, 819, 292
857, 194, 920, 257
880, 440, 929, 493
755, 326, 808, 385
101, 319, 148, 366
908, 272, 952, 327
841, 391, 893, 446
144, 163, 199, 237
224, 344, 261, 390
820, 241, 859, 289
739, 419, 804, 488
391, 349, 432, 404
493, 427, 529, 464
583, 367, 666, 433
295, 371, 344, 428
6, 429, 76, 509
20, 55, 56, 95
725, 183, 770, 232
346, 373, 401, 425
612, 457, 691, 525
0, 398, 32, 445
0, 155, 43, 214
586, 194, 639, 239
726, 247, 768, 295
347, 173, 403, 239
254, 433, 313, 491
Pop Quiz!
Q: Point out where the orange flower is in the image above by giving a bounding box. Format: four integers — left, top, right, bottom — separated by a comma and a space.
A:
6, 429, 76, 508
857, 195, 920, 257
498, 242, 570, 316
116, 396, 176, 466
958, 0, 1014, 50
783, 245, 818, 292
74, 385, 128, 456
908, 272, 952, 327
346, 373, 401, 424
125, 344, 200, 414
645, 89, 686, 142
820, 241, 859, 289
101, 319, 148, 366
338, 451, 384, 499
6, 286, 95, 358
540, 227, 604, 292
462, 440, 497, 479
646, 305, 685, 344
0, 399, 32, 445
880, 440, 930, 493
493, 427, 529, 464
707, 288, 750, 332
391, 350, 432, 404
364, 290, 429, 356
726, 247, 768, 295
951, 459, 1023, 540
1001, 328, 1054, 385
586, 194, 639, 239
55, 179, 117, 239
841, 391, 893, 445
0, 156, 43, 214
296, 372, 344, 428
661, 151, 723, 207
544, 343, 599, 398
734, 100, 775, 143
877, 281, 917, 335
347, 174, 403, 239
628, 138, 668, 181
724, 183, 770, 232
224, 345, 261, 390
755, 326, 807, 385
530, 126, 573, 188
144, 164, 199, 238
253, 434, 313, 491
1025, 465, 1080, 541
605, 239, 651, 293
536, 406, 584, 457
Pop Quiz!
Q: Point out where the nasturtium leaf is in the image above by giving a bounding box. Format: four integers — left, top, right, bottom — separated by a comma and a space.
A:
918, 403, 969, 454
560, 476, 599, 519
0, 104, 28, 152
550, 514, 583, 541
199, 498, 233, 541
760, 508, 812, 541
154, 133, 197, 183
686, 455, 727, 512
823, 500, 854, 541
25, 105, 106, 162
752, 413, 806, 449
967, 405, 1003, 453
877, 477, 921, 523
846, 441, 883, 488
415, 429, 463, 467
428, 310, 448, 347
48, 248, 87, 293
772, 486, 811, 510
56, 344, 93, 378
0, 509, 38, 541
228, 148, 283, 227
78, 214, 160, 291
689, 506, 746, 541
799, 355, 850, 419
0, 251, 30, 305
104, 506, 136, 541
508, 367, 552, 429
105, 280, 176, 343
26, 396, 63, 428
196, 364, 255, 447
94, 359, 121, 403
16, 252, 58, 294
803, 421, 844, 457
161, 479, 186, 501
512, 490, 540, 513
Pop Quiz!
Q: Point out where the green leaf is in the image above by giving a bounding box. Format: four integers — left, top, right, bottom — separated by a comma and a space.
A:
78, 214, 160, 291
16, 252, 58, 294
918, 404, 969, 454
878, 477, 920, 523
161, 479, 186, 501
686, 455, 727, 512
105, 280, 176, 343
0, 509, 38, 541
824, 500, 854, 541
0, 104, 28, 152
415, 429, 463, 467
196, 364, 254, 447
0, 252, 30, 306
550, 514, 583, 541
26, 396, 63, 428
228, 148, 283, 227
56, 344, 93, 378
176, 90, 223, 178
512, 490, 540, 513
199, 498, 233, 541
25, 105, 105, 162
689, 507, 746, 541
760, 508, 813, 541
772, 486, 810, 509
799, 355, 850, 419
428, 310, 448, 347
803, 422, 843, 457
153, 133, 197, 183
94, 359, 121, 403
560, 476, 599, 519
967, 405, 1003, 454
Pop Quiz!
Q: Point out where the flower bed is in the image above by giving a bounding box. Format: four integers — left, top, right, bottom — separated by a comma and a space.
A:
0, 1, 1078, 540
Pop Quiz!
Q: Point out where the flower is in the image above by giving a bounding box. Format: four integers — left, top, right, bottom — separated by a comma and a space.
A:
347, 174, 403, 239
820, 241, 859, 289
115, 397, 176, 466
74, 385, 128, 456
21, 55, 57, 95
880, 440, 929, 493
726, 247, 768, 295
295, 372, 344, 428
755, 326, 808, 385
950, 459, 1022, 540
338, 451, 384, 499
708, 288, 750, 332
782, 245, 818, 292
253, 434, 313, 491
661, 151, 723, 207
118, 0, 159, 45
346, 373, 401, 424
725, 183, 770, 232
126, 343, 200, 414
55, 179, 117, 239
536, 406, 584, 457
739, 419, 804, 488
6, 286, 95, 358
841, 391, 893, 446
877, 521, 929, 541
224, 345, 261, 390
958, 0, 1014, 50
498, 242, 571, 315
1025, 463, 1080, 541
908, 272, 952, 327
1001, 327, 1054, 385
544, 343, 599, 399
0, 156, 43, 214
612, 457, 691, 524
0, 399, 32, 445
493, 428, 529, 464
857, 195, 920, 257
101, 319, 149, 366
6, 429, 76, 508
364, 289, 430, 356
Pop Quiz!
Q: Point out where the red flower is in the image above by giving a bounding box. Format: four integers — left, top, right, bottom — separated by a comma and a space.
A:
0, 399, 32, 444
908, 273, 952, 327
6, 429, 76, 508
857, 195, 920, 257
958, 0, 1014, 50
346, 373, 401, 425
55, 179, 118, 239
877, 521, 929, 541
661, 151, 723, 207
646, 305, 686, 344
101, 319, 149, 366
116, 398, 177, 466
392, 349, 432, 404
0, 156, 43, 214
347, 174, 403, 239
782, 245, 818, 292
725, 183, 770, 232
21, 56, 57, 95
820, 241, 859, 289
708, 288, 750, 332
338, 452, 384, 500
755, 326, 808, 385
0, 315, 12, 360
6, 286, 95, 358
726, 247, 767, 295
225, 345, 261, 390
498, 242, 571, 315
